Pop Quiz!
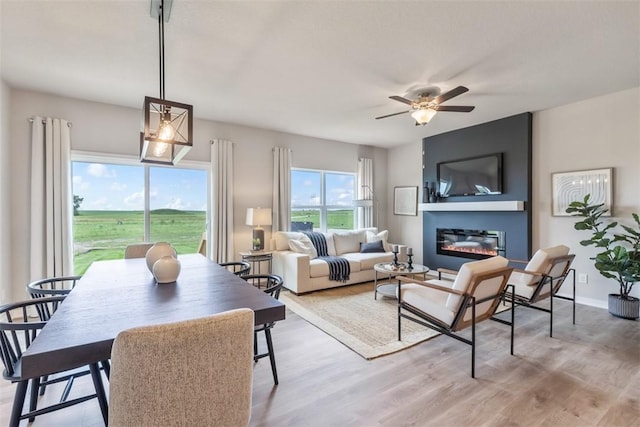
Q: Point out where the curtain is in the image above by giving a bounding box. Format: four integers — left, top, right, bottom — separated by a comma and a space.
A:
30, 117, 74, 281
357, 158, 374, 228
210, 139, 234, 263
272, 147, 291, 233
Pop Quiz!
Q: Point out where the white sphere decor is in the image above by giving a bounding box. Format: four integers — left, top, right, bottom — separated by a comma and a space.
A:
145, 242, 177, 272
152, 256, 181, 284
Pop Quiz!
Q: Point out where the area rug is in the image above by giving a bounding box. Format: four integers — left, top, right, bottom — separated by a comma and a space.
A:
280, 282, 441, 359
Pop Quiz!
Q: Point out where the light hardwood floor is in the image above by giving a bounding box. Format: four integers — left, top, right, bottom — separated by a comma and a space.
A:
1, 300, 638, 426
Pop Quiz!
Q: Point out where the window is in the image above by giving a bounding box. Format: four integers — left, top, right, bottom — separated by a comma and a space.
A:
291, 168, 355, 232
71, 155, 208, 275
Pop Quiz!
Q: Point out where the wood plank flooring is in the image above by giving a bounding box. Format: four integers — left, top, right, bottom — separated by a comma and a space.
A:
1, 300, 638, 426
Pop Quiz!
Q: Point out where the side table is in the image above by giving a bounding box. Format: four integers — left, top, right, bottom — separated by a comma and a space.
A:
239, 251, 273, 275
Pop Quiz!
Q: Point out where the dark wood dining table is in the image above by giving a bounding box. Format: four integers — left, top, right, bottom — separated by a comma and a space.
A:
20, 253, 286, 423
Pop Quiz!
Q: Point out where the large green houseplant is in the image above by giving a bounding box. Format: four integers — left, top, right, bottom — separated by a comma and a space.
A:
566, 194, 640, 319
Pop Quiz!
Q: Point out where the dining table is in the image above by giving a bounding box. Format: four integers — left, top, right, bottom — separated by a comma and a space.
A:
20, 253, 286, 424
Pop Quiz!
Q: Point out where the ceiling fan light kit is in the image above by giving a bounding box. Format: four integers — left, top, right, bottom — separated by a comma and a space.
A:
376, 85, 475, 126
140, 0, 193, 165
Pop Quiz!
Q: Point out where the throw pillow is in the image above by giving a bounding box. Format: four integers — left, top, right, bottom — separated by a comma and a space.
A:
333, 230, 366, 255
366, 229, 390, 252
360, 240, 385, 253
288, 237, 318, 259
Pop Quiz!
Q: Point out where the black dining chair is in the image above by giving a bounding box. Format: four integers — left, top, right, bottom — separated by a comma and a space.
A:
26, 275, 81, 320
220, 261, 251, 277
0, 297, 108, 426
242, 274, 283, 385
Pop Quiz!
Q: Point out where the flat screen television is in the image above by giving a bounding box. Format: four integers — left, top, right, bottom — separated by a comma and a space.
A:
437, 153, 503, 197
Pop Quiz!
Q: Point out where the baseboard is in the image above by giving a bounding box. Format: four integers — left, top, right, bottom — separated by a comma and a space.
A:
556, 292, 608, 310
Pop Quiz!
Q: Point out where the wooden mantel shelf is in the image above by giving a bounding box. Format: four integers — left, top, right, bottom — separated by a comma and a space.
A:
418, 200, 525, 212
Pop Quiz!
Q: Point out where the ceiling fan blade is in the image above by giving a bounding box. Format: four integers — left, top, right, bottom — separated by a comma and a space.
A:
389, 95, 413, 106
434, 86, 469, 104
375, 110, 410, 120
434, 105, 475, 112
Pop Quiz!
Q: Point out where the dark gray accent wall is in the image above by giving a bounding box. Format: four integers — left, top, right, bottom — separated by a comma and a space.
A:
422, 112, 532, 271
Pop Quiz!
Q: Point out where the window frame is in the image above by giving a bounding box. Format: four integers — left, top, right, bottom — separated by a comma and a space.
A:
290, 167, 356, 232
70, 149, 210, 253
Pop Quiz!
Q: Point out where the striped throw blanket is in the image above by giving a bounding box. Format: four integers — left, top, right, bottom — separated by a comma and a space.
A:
303, 231, 351, 282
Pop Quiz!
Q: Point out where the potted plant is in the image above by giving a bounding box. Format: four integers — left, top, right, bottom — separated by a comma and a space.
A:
566, 194, 640, 319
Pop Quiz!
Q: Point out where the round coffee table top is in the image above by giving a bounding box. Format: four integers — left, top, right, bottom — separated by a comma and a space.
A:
374, 262, 429, 275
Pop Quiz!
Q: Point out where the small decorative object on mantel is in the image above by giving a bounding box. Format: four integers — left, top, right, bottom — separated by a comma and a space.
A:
145, 242, 177, 272
423, 182, 430, 204
407, 247, 414, 270
392, 244, 399, 266
152, 255, 181, 284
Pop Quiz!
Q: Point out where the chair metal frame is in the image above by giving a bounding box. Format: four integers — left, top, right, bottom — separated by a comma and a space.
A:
0, 297, 108, 427
504, 254, 576, 337
397, 267, 515, 378
243, 273, 283, 385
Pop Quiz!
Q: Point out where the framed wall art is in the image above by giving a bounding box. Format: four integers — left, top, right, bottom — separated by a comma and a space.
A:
551, 168, 613, 216
394, 186, 418, 216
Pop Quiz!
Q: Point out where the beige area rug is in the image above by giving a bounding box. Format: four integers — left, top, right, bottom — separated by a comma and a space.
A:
280, 282, 441, 359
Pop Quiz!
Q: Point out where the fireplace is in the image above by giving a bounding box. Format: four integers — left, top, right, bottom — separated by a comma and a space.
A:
436, 228, 506, 260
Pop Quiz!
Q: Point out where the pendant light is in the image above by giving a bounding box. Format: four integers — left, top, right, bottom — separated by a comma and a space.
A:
140, 0, 193, 165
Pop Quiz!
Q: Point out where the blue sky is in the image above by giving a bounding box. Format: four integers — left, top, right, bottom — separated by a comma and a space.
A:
72, 162, 207, 211
291, 170, 354, 206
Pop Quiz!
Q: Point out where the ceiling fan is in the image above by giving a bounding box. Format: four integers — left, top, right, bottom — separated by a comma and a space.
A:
375, 86, 475, 125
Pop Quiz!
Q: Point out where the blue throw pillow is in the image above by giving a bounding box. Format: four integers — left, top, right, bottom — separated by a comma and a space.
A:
360, 240, 385, 253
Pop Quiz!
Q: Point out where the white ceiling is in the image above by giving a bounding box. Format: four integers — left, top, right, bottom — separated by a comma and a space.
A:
1, 1, 638, 148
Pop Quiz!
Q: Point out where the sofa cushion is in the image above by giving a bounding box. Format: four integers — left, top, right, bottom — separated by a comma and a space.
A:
288, 237, 318, 259
274, 231, 305, 251
323, 233, 337, 256
365, 229, 390, 252
400, 282, 455, 326
360, 240, 385, 253
309, 258, 361, 278
342, 252, 393, 270
333, 230, 366, 255
446, 256, 509, 311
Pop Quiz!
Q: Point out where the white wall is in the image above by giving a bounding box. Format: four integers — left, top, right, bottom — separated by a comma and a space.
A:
386, 142, 423, 264
390, 87, 640, 308
533, 87, 640, 307
6, 89, 387, 302
0, 80, 11, 304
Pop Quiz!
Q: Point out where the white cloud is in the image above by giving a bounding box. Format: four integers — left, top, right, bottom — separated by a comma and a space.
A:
72, 175, 90, 191
88, 197, 110, 209
166, 198, 187, 210
124, 191, 144, 209
87, 163, 116, 178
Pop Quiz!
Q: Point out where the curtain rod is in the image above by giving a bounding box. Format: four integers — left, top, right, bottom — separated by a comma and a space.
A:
28, 118, 72, 127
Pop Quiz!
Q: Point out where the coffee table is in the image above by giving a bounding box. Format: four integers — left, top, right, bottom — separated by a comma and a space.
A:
374, 262, 429, 299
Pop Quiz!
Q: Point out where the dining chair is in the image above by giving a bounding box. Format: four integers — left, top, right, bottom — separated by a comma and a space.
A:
243, 274, 283, 385
123, 242, 154, 259
26, 275, 111, 397
220, 261, 251, 277
397, 256, 514, 378
0, 297, 108, 427
108, 308, 255, 427
504, 245, 576, 337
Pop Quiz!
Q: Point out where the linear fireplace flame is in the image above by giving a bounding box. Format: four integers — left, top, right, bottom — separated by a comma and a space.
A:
437, 228, 505, 260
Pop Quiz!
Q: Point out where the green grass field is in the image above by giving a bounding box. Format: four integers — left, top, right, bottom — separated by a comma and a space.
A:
73, 209, 205, 275
73, 208, 354, 275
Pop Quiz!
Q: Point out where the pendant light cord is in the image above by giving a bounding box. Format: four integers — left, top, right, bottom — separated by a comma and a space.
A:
158, 0, 165, 100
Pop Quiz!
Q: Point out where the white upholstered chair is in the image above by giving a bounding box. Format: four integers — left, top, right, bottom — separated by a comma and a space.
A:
108, 308, 255, 427
505, 245, 576, 337
123, 242, 154, 259
397, 256, 514, 378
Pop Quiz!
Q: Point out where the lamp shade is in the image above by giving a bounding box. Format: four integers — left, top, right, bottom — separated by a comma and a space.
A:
411, 108, 437, 125
246, 208, 272, 227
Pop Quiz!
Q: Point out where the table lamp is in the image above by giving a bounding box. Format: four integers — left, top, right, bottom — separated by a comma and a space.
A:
246, 207, 272, 251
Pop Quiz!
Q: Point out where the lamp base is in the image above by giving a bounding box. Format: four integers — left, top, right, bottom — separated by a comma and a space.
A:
252, 228, 265, 251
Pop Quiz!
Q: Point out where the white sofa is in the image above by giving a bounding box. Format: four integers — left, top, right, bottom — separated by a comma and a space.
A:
271, 228, 406, 294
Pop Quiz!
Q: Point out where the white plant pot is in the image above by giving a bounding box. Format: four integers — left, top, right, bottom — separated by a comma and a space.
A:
145, 242, 177, 272
152, 256, 181, 284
